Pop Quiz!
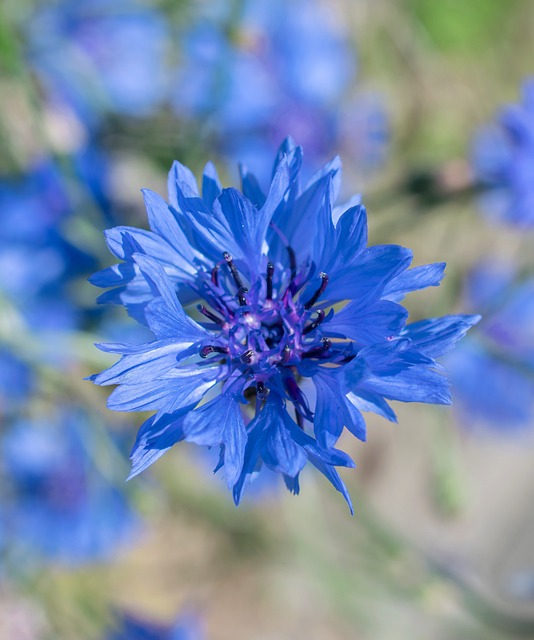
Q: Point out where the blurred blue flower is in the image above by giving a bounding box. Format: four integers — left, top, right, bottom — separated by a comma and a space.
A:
472, 78, 534, 226
0, 410, 137, 565
105, 610, 203, 640
173, 0, 386, 182
27, 0, 169, 126
447, 262, 534, 430
0, 349, 34, 417
0, 161, 95, 330
89, 139, 478, 512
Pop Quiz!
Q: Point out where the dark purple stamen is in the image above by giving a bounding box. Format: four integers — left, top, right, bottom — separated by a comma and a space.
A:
295, 410, 304, 430
223, 252, 244, 290
211, 264, 220, 287
303, 309, 326, 335
200, 345, 229, 359
304, 273, 328, 310
281, 344, 291, 363
237, 286, 249, 306
197, 304, 224, 325
257, 381, 266, 398
240, 349, 254, 364
302, 338, 331, 359
287, 245, 297, 284
266, 262, 274, 300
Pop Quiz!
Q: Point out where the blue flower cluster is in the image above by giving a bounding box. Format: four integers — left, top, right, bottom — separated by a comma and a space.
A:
0, 410, 136, 565
90, 140, 479, 511
173, 0, 387, 181
447, 262, 534, 431
473, 78, 534, 226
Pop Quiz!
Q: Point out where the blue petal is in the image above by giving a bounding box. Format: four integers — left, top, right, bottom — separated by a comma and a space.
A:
324, 299, 408, 344
313, 370, 367, 447
307, 457, 354, 515
106, 364, 222, 412
141, 188, 199, 272
382, 262, 446, 302
182, 394, 247, 488
239, 164, 266, 208
402, 314, 481, 358
128, 414, 186, 479
202, 161, 223, 209
260, 398, 307, 477
326, 245, 413, 304
132, 253, 208, 341
167, 160, 200, 211
89, 339, 197, 386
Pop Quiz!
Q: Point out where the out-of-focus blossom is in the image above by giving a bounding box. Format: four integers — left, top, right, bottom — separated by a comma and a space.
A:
105, 610, 203, 640
173, 0, 387, 182
0, 349, 34, 417
446, 262, 534, 431
472, 78, 534, 226
27, 0, 169, 126
0, 161, 95, 330
0, 410, 137, 565
89, 139, 478, 511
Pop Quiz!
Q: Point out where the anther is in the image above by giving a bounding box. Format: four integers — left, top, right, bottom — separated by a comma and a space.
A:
303, 309, 326, 335
223, 251, 244, 290
303, 273, 328, 310
197, 304, 224, 325
240, 349, 254, 364
200, 345, 229, 359
266, 262, 274, 300
302, 338, 331, 359
237, 286, 248, 306
256, 381, 266, 399
281, 344, 291, 364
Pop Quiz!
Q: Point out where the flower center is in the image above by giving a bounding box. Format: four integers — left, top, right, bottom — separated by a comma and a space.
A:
196, 251, 330, 381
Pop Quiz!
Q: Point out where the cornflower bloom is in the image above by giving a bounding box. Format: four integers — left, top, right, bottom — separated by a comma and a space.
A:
90, 139, 478, 511
472, 78, 534, 226
446, 262, 534, 430
0, 411, 136, 564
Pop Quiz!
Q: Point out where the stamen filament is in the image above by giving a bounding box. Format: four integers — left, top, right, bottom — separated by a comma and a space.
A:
304, 273, 328, 310
223, 252, 244, 290
302, 338, 331, 358
303, 309, 326, 334
197, 304, 224, 325
266, 262, 274, 300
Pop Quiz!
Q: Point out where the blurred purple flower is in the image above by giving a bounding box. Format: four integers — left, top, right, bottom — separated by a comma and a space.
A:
446, 262, 534, 431
0, 161, 95, 330
0, 410, 137, 565
173, 0, 387, 182
27, 0, 169, 126
472, 78, 534, 226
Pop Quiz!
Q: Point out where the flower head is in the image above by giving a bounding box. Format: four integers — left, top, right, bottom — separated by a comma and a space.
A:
90, 139, 478, 511
446, 262, 534, 431
0, 410, 137, 564
472, 78, 534, 226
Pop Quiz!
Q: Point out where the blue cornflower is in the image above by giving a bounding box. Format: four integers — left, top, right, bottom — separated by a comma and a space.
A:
0, 410, 137, 565
27, 0, 169, 125
446, 262, 534, 430
472, 78, 534, 226
90, 139, 479, 511
173, 0, 386, 182
0, 160, 96, 330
